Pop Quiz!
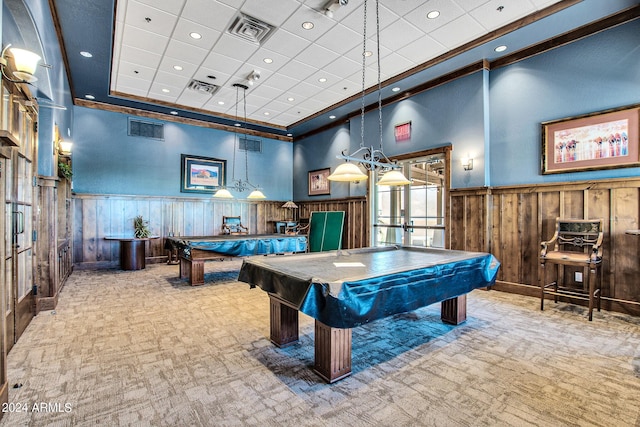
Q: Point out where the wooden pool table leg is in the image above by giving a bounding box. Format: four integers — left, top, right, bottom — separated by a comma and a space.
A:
441, 294, 467, 325
314, 320, 352, 383
269, 295, 299, 347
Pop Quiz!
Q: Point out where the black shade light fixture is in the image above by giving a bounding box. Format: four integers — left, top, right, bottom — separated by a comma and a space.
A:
327, 0, 410, 186
214, 83, 266, 199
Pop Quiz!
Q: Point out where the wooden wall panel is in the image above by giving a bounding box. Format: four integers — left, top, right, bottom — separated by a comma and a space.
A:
452, 177, 640, 316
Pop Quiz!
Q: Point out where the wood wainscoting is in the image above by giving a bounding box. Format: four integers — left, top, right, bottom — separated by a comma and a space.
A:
72, 194, 369, 267
450, 177, 640, 316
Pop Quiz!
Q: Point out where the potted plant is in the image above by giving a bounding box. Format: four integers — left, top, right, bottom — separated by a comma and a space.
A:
58, 161, 73, 180
133, 215, 151, 238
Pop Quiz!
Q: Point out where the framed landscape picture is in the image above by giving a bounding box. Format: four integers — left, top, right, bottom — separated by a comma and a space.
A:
180, 154, 226, 193
541, 104, 640, 174
308, 168, 331, 196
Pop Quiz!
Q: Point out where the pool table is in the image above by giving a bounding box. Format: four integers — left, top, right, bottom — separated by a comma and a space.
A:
238, 246, 500, 382
166, 234, 307, 285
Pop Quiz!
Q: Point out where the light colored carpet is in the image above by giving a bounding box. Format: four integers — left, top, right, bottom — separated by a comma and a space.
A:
1, 259, 639, 427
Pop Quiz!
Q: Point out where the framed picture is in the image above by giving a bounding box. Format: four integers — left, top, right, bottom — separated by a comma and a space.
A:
180, 154, 226, 193
308, 168, 331, 196
541, 104, 640, 174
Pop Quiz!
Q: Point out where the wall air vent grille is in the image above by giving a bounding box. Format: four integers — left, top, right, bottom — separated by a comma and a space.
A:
128, 118, 164, 140
227, 13, 275, 45
239, 137, 262, 153
187, 79, 221, 96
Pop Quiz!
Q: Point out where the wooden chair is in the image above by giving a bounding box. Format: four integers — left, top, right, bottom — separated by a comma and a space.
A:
221, 216, 248, 235
539, 218, 604, 320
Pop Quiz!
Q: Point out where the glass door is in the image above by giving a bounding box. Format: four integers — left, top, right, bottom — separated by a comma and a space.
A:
372, 154, 447, 248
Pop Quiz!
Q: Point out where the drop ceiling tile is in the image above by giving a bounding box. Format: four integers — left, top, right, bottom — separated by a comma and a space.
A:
340, 2, 400, 36
379, 52, 415, 77
379, 18, 425, 52
171, 18, 222, 51
181, 0, 237, 28
121, 24, 169, 55
115, 74, 153, 92
322, 56, 362, 80
452, 0, 492, 12
294, 43, 340, 69
118, 45, 163, 69
250, 85, 287, 104
404, 0, 466, 32
396, 35, 447, 65
428, 14, 486, 49
275, 59, 318, 81
113, 84, 149, 98
213, 33, 260, 63
164, 39, 209, 66
192, 67, 232, 88
315, 23, 362, 55
177, 90, 213, 108
531, 0, 563, 7
153, 70, 191, 89
240, 0, 302, 27
245, 49, 291, 72
259, 73, 298, 93
149, 80, 184, 98
469, 0, 535, 31
134, 0, 186, 15
261, 28, 310, 58
308, 69, 342, 89
117, 60, 156, 81
124, 0, 179, 38
280, 4, 337, 42
288, 81, 328, 99
158, 56, 199, 77
201, 51, 244, 76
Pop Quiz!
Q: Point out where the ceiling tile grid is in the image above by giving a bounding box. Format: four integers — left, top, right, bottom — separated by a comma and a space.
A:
110, 0, 565, 127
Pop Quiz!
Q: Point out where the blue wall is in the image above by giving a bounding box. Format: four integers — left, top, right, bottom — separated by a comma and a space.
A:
72, 106, 293, 199
294, 19, 640, 192
490, 19, 640, 186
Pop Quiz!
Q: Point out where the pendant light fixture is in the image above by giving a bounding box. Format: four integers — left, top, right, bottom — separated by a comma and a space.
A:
327, 0, 410, 187
213, 83, 266, 199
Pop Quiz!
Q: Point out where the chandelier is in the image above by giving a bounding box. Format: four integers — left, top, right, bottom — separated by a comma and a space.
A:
214, 83, 266, 199
327, 0, 410, 186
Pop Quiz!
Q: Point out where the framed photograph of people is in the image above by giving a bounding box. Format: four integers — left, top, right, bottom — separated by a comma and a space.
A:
541, 104, 640, 174
180, 154, 226, 193
308, 168, 331, 196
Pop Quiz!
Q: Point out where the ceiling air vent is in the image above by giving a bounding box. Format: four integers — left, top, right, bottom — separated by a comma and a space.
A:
187, 79, 221, 96
227, 13, 275, 45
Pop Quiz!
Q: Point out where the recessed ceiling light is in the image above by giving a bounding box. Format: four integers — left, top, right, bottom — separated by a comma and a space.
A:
287, 97, 295, 102
364, 51, 373, 57
318, 77, 327, 83
162, 88, 170, 93
80, 51, 92, 58
264, 112, 270, 116
329, 115, 336, 119
302, 22, 314, 30
234, 123, 242, 127
170, 111, 178, 115
263, 58, 273, 64
85, 94, 95, 100
190, 32, 202, 39
392, 87, 400, 92
427, 10, 440, 19
287, 133, 293, 137
495, 45, 507, 52
218, 101, 225, 105
173, 65, 183, 71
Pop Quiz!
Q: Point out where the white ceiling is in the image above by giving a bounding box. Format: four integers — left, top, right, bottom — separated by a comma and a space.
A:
110, 0, 562, 128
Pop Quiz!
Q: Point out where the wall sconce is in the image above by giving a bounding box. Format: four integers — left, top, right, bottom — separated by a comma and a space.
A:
58, 141, 73, 156
0, 45, 41, 83
461, 155, 473, 171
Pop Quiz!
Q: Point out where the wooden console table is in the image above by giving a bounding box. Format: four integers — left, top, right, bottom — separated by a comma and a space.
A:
104, 236, 159, 270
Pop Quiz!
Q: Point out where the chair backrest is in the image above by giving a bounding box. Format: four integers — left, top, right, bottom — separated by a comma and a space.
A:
222, 216, 248, 235
549, 218, 604, 256
308, 211, 345, 252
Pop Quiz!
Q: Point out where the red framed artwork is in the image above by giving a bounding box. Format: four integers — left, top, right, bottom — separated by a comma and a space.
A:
541, 104, 640, 174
